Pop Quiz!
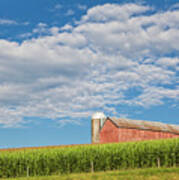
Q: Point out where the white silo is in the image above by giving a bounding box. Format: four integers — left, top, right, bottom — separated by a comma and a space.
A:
91, 112, 106, 143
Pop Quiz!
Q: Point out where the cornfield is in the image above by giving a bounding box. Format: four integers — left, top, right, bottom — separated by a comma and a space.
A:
0, 138, 179, 178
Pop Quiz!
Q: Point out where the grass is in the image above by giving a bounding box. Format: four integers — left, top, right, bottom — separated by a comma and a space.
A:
1, 167, 179, 180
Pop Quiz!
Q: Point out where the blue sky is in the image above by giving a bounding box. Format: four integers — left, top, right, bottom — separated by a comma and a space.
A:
0, 0, 178, 148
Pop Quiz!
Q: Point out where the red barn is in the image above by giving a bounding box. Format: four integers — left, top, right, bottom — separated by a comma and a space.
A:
91, 113, 179, 143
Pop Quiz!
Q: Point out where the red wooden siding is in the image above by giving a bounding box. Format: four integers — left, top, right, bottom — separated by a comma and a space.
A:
99, 119, 179, 143
100, 119, 119, 143
118, 128, 179, 142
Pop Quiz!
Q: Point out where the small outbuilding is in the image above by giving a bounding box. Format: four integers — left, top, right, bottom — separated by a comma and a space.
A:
91, 112, 179, 143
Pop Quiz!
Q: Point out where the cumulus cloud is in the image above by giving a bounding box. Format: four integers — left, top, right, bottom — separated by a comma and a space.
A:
0, 3, 178, 127
80, 3, 151, 23
60, 24, 73, 31
19, 23, 60, 38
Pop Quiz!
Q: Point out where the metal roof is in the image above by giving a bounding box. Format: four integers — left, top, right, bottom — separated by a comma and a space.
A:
108, 117, 179, 134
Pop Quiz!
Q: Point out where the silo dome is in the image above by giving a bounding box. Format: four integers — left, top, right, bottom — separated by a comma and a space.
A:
92, 112, 106, 120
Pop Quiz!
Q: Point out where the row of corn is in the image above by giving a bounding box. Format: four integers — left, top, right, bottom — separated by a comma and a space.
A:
0, 138, 179, 178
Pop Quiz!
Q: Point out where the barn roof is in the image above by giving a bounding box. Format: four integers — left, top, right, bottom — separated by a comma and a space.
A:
108, 117, 179, 135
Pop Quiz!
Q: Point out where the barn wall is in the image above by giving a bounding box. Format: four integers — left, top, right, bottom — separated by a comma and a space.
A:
100, 119, 119, 143
118, 128, 179, 142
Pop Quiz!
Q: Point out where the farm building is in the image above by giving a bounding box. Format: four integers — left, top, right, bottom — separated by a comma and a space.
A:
91, 112, 179, 143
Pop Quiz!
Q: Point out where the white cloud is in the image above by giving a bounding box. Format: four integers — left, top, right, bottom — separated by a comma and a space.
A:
32, 23, 48, 34
49, 4, 63, 12
0, 19, 29, 26
66, 9, 75, 16
0, 3, 178, 127
60, 24, 73, 31
156, 57, 179, 69
80, 3, 151, 23
54, 4, 62, 10
0, 19, 17, 25
169, 3, 179, 10
19, 23, 60, 38
128, 87, 179, 107
78, 4, 87, 11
